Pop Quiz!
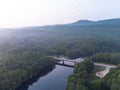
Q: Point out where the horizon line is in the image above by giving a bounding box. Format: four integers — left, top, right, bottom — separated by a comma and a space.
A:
0, 17, 120, 30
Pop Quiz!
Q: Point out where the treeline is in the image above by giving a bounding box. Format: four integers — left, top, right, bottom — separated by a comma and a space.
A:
47, 39, 120, 58
66, 59, 93, 90
0, 51, 55, 90
3, 38, 120, 59
90, 53, 120, 65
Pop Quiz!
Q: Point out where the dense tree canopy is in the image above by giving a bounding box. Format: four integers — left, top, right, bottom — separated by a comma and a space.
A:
67, 53, 120, 90
90, 53, 120, 65
0, 51, 55, 90
67, 59, 93, 90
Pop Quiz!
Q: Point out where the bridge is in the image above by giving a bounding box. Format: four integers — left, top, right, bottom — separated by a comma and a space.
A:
53, 56, 84, 67
53, 56, 117, 77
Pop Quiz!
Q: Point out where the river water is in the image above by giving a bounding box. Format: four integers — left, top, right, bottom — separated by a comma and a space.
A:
28, 65, 73, 90
18, 57, 84, 90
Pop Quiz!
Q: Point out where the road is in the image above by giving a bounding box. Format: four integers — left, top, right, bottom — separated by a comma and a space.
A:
94, 63, 116, 78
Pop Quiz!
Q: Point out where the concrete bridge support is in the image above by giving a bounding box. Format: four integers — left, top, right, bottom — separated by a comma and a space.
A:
62, 60, 64, 64
74, 62, 77, 66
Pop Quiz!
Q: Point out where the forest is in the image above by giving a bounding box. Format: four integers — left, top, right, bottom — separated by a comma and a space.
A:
0, 51, 55, 90
67, 53, 120, 90
0, 19, 120, 90
66, 59, 94, 90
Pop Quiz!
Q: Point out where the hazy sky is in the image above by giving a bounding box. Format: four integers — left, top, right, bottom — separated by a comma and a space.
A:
0, 0, 120, 28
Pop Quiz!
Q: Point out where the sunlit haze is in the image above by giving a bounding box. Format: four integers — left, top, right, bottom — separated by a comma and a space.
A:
0, 0, 120, 28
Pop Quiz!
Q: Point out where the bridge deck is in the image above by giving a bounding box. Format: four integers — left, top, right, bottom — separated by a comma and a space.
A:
53, 56, 82, 63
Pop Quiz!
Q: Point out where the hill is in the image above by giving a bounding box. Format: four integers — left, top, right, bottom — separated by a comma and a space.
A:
71, 18, 120, 25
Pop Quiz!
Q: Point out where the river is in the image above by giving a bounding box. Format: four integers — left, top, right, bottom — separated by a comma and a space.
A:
17, 57, 84, 90
28, 57, 84, 90
17, 56, 117, 90
28, 65, 73, 90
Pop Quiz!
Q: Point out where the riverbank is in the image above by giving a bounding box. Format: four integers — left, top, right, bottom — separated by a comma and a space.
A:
16, 65, 55, 90
27, 65, 73, 90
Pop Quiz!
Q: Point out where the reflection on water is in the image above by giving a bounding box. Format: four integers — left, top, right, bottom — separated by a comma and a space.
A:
16, 65, 73, 90
16, 66, 55, 90
28, 65, 73, 90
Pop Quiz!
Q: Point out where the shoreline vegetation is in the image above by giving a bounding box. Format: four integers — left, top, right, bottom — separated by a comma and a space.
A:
16, 65, 55, 90
0, 52, 56, 90
67, 53, 120, 90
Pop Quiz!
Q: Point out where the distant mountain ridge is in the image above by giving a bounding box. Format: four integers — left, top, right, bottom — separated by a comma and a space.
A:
4, 18, 120, 30
71, 20, 96, 25
72, 18, 120, 25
